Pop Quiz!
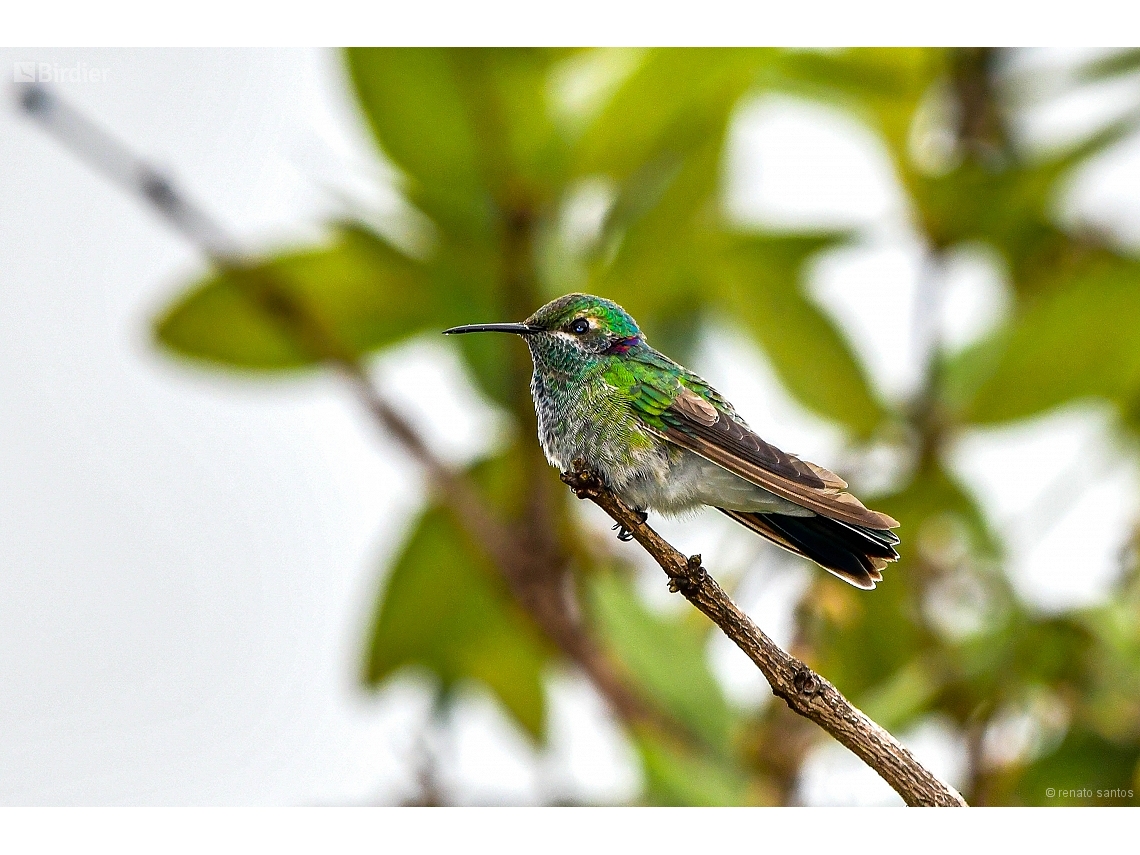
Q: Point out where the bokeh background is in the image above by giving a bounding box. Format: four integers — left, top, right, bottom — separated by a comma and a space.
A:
4, 47, 1140, 806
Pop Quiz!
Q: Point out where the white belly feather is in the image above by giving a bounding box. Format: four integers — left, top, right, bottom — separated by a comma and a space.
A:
615, 448, 814, 518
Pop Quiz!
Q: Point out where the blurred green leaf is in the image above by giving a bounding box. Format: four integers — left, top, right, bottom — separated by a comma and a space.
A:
932, 612, 1094, 744
720, 233, 886, 436
588, 571, 735, 750
426, 239, 521, 407
364, 505, 551, 741
913, 119, 1136, 280
348, 48, 573, 408
860, 658, 943, 732
597, 135, 722, 293
1070, 592, 1140, 742
452, 48, 571, 201
1010, 729, 1140, 805
348, 48, 568, 237
144, 47, 1140, 805
156, 227, 429, 369
1012, 619, 1094, 686
590, 134, 726, 353
959, 616, 1092, 692
880, 460, 999, 557
465, 444, 531, 521
156, 269, 310, 370
1077, 48, 1140, 82
576, 51, 776, 361
575, 48, 770, 181
347, 48, 492, 238
939, 330, 1009, 417
806, 461, 996, 709
636, 732, 752, 806
958, 260, 1140, 423
773, 48, 943, 165
805, 571, 927, 704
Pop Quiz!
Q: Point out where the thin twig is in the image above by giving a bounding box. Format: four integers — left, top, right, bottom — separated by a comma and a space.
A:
18, 82, 965, 802
14, 81, 668, 740
562, 463, 968, 807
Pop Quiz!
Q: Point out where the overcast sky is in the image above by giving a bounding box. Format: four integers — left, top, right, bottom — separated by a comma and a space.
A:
2, 47, 1139, 806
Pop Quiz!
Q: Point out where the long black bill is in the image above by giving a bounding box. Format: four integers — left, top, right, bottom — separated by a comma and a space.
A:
442, 323, 539, 335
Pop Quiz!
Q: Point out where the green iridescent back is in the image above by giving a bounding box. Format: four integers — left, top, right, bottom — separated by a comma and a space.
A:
523, 293, 740, 477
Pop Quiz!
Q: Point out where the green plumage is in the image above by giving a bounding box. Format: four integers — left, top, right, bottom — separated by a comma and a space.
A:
444, 293, 900, 589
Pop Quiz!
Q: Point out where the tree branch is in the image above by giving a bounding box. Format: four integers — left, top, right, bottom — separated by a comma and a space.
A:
15, 81, 673, 743
562, 463, 968, 808
21, 81, 957, 802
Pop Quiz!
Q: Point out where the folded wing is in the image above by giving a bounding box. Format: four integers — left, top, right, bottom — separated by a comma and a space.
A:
659, 387, 899, 531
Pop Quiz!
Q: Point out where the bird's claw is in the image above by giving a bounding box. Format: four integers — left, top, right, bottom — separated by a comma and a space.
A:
612, 511, 648, 542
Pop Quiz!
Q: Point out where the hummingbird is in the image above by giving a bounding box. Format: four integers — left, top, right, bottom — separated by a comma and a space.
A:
444, 293, 899, 589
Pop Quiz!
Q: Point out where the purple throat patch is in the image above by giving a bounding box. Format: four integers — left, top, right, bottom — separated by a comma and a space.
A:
605, 336, 641, 355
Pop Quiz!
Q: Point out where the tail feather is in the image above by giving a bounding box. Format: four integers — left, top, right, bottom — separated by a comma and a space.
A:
720, 509, 900, 590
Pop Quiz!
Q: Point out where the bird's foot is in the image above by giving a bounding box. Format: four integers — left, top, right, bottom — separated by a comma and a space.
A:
561, 460, 604, 498
612, 511, 648, 542
668, 554, 708, 595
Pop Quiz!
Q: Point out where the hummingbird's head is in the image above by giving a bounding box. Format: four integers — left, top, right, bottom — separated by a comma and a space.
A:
444, 293, 643, 373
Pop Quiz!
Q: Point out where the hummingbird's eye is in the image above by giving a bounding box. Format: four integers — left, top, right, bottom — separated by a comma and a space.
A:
568, 318, 590, 335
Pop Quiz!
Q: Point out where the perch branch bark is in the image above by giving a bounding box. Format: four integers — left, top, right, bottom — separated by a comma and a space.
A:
562, 464, 968, 808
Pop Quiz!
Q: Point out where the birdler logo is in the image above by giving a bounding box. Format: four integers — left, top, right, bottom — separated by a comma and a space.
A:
13, 62, 109, 83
